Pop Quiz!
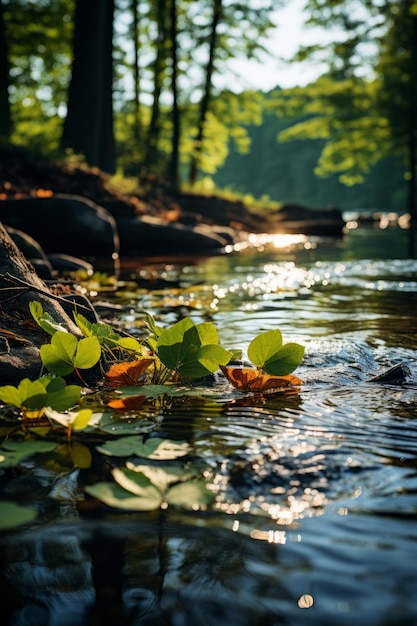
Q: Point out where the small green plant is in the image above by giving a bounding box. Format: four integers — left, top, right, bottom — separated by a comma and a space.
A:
40, 330, 101, 383
144, 314, 233, 380
247, 329, 305, 375
0, 376, 82, 419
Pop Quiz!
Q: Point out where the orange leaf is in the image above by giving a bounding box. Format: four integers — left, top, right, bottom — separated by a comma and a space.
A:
220, 365, 302, 393
105, 359, 154, 387
107, 395, 147, 410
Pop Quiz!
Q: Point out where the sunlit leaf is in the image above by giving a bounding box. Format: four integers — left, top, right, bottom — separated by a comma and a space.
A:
263, 343, 305, 376
125, 462, 197, 492
29, 301, 68, 336
40, 331, 101, 376
0, 500, 38, 530
112, 467, 162, 499
105, 359, 154, 387
0, 379, 47, 410
220, 365, 302, 392
85, 481, 161, 511
134, 438, 192, 460
72, 408, 93, 431
248, 330, 304, 375
247, 329, 282, 366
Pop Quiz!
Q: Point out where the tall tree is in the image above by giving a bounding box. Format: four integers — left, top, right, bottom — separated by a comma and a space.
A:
169, 0, 180, 190
188, 0, 222, 185
0, 0, 12, 141
61, 0, 116, 173
145, 0, 170, 171
271, 0, 417, 222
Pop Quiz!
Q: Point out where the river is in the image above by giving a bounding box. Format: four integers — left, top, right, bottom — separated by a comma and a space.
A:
0, 223, 416, 626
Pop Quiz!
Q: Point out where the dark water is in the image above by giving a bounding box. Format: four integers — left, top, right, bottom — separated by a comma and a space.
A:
1, 225, 417, 625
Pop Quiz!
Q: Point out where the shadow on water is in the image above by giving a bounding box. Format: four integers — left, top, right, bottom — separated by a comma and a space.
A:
1, 225, 417, 626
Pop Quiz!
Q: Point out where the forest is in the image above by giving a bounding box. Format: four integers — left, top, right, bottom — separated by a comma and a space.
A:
0, 0, 416, 218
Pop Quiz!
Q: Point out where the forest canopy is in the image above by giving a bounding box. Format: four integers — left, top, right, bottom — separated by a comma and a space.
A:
0, 0, 416, 216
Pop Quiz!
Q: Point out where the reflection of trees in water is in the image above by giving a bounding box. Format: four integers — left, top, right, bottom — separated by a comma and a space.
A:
0, 519, 289, 626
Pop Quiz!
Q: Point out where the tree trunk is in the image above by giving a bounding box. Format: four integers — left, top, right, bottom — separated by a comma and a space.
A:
145, 0, 168, 171
0, 0, 12, 141
169, 0, 180, 191
61, 0, 116, 173
131, 0, 141, 143
189, 0, 222, 185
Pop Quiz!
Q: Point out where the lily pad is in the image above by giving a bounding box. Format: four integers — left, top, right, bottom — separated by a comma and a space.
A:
0, 500, 38, 530
96, 436, 191, 460
85, 481, 162, 511
166, 479, 216, 508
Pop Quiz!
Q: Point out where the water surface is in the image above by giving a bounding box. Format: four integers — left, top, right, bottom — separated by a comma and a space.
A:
1, 225, 416, 625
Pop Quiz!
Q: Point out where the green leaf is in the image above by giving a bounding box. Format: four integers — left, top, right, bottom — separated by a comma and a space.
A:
247, 329, 283, 368
96, 435, 146, 457
0, 439, 58, 466
166, 479, 215, 508
29, 301, 68, 335
247, 330, 304, 375
0, 378, 47, 410
263, 343, 305, 376
134, 438, 192, 460
46, 384, 82, 412
85, 482, 161, 511
96, 436, 191, 459
40, 331, 101, 376
95, 412, 155, 435
72, 409, 93, 431
125, 462, 197, 493
0, 500, 38, 530
157, 319, 231, 377
145, 312, 163, 338
112, 467, 162, 498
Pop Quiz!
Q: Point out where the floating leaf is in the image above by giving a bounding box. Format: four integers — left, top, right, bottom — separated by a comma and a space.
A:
220, 366, 302, 392
0, 500, 38, 530
0, 439, 58, 467
126, 462, 197, 493
134, 438, 192, 460
105, 359, 154, 387
112, 467, 162, 500
247, 330, 304, 375
96, 436, 191, 459
96, 435, 146, 457
166, 479, 215, 508
94, 412, 154, 435
40, 331, 101, 376
107, 396, 147, 411
85, 482, 161, 511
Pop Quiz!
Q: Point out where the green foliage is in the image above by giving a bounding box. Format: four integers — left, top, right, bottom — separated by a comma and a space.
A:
85, 464, 214, 512
0, 500, 38, 530
0, 439, 58, 468
29, 301, 68, 336
247, 330, 305, 376
74, 313, 143, 360
96, 435, 191, 460
40, 331, 101, 378
147, 315, 232, 379
0, 376, 81, 417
